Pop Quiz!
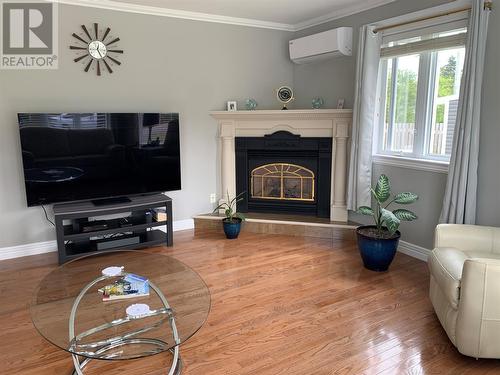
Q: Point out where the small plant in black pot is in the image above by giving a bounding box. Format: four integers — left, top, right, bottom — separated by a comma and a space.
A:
356, 174, 418, 271
213, 191, 246, 239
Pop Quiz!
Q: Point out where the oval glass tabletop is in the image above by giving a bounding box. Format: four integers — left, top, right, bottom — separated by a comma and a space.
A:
31, 250, 210, 360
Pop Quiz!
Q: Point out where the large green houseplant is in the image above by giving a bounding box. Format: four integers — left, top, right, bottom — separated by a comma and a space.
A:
213, 191, 246, 239
356, 174, 418, 271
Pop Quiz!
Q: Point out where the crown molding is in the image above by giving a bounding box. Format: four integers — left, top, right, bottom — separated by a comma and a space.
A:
54, 0, 295, 31
293, 0, 397, 31
53, 0, 397, 32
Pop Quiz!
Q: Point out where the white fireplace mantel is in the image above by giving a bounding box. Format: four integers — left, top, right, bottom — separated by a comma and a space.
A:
210, 109, 353, 222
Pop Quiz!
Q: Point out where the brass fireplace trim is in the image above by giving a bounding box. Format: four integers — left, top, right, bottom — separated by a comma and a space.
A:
250, 163, 315, 202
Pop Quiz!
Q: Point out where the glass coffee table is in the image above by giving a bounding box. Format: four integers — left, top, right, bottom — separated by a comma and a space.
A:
31, 250, 210, 374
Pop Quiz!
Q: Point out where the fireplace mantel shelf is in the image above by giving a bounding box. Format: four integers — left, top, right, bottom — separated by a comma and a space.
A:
210, 109, 353, 222
210, 109, 353, 121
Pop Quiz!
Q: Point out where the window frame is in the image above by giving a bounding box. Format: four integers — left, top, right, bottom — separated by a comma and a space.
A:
372, 10, 468, 170
375, 46, 465, 164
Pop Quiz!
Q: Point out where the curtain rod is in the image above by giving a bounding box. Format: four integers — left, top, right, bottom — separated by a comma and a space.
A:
373, 2, 492, 34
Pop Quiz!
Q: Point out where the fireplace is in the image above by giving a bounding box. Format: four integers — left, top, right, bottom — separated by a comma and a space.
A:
235, 131, 332, 217
210, 109, 352, 222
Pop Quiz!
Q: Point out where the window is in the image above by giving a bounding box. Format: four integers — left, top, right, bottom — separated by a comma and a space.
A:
376, 27, 466, 163
380, 54, 420, 154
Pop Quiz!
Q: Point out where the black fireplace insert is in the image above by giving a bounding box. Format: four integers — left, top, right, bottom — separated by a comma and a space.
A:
235, 131, 332, 218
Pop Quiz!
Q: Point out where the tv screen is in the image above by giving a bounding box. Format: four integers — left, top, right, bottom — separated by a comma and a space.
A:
18, 113, 181, 206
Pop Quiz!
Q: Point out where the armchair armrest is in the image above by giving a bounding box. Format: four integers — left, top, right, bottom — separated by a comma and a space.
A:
434, 224, 500, 253
456, 258, 500, 358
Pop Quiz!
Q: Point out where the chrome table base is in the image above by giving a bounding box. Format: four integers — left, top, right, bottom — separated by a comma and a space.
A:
70, 347, 182, 375
68, 273, 181, 374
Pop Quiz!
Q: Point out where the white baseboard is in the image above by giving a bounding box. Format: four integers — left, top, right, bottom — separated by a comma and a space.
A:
173, 219, 195, 232
0, 239, 58, 261
398, 240, 431, 262
0, 219, 196, 261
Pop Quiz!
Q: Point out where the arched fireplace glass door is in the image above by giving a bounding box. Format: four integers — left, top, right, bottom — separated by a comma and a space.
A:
250, 163, 315, 202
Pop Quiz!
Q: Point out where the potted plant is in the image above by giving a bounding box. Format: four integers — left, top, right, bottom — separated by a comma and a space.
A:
213, 191, 246, 239
356, 174, 418, 272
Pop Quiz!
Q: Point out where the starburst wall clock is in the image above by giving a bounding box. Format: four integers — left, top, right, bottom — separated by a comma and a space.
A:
69, 23, 123, 76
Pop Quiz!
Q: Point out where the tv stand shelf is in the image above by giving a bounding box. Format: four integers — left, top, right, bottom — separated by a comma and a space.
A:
53, 194, 173, 264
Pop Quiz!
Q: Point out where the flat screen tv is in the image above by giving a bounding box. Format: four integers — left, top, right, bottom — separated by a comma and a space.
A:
18, 113, 181, 206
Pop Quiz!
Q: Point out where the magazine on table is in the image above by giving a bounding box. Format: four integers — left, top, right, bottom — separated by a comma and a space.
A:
98, 273, 149, 301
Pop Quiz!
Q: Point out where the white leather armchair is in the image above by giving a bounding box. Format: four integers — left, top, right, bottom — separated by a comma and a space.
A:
428, 224, 500, 358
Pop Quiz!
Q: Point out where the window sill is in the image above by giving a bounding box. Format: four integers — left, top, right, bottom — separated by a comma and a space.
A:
372, 154, 449, 174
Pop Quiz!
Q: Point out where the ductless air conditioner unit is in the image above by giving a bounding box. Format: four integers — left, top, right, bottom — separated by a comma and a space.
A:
289, 27, 353, 64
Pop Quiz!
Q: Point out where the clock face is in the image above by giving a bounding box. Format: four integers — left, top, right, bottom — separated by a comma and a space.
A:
70, 23, 124, 76
277, 86, 294, 104
88, 40, 107, 59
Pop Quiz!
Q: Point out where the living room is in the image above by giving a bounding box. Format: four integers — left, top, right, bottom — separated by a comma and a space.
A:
0, 0, 499, 373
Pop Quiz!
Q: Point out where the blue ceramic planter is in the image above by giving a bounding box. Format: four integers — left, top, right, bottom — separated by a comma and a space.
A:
222, 218, 242, 239
356, 225, 401, 272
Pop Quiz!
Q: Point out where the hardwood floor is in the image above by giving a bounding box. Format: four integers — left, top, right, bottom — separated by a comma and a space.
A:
1, 229, 499, 374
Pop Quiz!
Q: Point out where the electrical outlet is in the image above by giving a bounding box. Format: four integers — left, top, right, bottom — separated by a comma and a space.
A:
210, 193, 217, 204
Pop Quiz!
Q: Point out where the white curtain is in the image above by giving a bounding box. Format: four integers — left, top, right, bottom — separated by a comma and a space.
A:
347, 25, 382, 210
439, 0, 491, 224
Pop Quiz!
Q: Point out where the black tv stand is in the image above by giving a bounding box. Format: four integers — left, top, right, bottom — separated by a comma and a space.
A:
91, 196, 132, 206
53, 194, 173, 264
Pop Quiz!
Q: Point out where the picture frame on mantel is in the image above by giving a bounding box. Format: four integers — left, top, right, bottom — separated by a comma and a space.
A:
227, 101, 237, 111
337, 98, 345, 109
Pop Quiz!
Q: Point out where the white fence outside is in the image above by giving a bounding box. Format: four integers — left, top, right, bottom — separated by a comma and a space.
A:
383, 122, 446, 155
382, 95, 459, 157
429, 122, 446, 155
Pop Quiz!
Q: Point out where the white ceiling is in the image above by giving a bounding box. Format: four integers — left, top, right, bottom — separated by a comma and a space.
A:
62, 0, 397, 31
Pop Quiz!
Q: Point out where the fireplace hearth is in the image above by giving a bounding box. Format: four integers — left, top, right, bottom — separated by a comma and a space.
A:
235, 131, 332, 217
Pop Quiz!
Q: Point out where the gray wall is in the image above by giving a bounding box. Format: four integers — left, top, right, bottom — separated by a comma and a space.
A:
292, 0, 499, 249
0, 4, 293, 248
292, 0, 451, 109
476, 7, 500, 227
1, 1, 497, 250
